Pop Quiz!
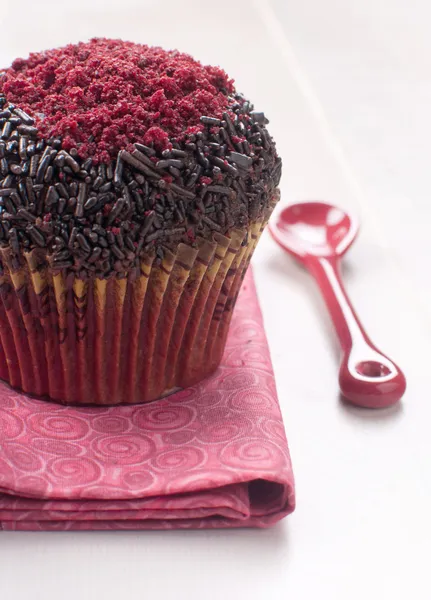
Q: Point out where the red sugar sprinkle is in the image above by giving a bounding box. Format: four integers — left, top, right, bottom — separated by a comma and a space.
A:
0, 38, 234, 163
200, 176, 212, 185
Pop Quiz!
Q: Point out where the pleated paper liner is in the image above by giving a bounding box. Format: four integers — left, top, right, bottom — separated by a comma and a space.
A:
206, 192, 279, 374
0, 198, 277, 405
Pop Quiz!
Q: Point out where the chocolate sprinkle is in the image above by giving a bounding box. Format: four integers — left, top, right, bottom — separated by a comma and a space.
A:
200, 116, 222, 126
228, 152, 253, 169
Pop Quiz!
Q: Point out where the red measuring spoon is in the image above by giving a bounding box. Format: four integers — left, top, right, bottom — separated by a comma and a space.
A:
269, 201, 406, 408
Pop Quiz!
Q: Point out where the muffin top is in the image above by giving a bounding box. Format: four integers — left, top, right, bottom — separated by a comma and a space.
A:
0, 39, 281, 278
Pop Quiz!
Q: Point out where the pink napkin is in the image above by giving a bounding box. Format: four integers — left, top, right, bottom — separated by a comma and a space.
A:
0, 270, 295, 531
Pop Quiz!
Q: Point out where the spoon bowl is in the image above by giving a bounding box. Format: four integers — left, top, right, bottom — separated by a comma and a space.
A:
270, 202, 359, 260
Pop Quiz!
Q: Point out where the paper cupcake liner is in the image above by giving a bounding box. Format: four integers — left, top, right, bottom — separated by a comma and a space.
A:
207, 194, 278, 372
0, 197, 278, 405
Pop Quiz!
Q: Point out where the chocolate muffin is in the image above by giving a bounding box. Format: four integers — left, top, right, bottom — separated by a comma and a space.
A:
0, 38, 281, 405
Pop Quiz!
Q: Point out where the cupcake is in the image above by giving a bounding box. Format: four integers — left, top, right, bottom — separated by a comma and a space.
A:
0, 38, 281, 405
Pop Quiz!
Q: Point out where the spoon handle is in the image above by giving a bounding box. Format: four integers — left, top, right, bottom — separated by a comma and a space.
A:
306, 255, 406, 408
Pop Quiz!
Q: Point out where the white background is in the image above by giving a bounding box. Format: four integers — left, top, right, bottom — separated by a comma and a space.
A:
1, 1, 431, 598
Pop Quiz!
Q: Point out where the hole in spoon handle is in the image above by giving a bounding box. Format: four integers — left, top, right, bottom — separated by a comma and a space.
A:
339, 350, 406, 409
355, 360, 391, 378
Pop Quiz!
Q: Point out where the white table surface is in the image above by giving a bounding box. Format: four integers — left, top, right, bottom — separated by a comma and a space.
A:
1, 1, 430, 598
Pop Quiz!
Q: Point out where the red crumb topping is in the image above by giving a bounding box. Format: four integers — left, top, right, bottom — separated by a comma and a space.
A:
0, 38, 234, 163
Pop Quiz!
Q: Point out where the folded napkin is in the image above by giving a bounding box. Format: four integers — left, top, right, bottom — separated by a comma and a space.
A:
0, 269, 295, 531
